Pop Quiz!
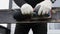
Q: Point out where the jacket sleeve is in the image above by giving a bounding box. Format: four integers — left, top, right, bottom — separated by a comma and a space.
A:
14, 0, 27, 7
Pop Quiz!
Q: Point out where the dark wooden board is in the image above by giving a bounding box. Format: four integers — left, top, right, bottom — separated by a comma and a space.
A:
0, 9, 60, 23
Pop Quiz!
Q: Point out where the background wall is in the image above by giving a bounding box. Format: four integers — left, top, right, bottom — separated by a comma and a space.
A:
0, 0, 9, 9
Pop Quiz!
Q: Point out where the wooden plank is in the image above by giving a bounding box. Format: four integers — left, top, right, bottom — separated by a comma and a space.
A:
0, 9, 60, 23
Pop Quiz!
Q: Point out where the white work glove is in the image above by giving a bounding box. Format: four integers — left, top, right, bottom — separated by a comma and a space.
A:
20, 3, 34, 15
35, 0, 52, 15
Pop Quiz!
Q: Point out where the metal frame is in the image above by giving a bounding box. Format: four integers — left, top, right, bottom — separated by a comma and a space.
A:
7, 0, 12, 31
9, 0, 12, 9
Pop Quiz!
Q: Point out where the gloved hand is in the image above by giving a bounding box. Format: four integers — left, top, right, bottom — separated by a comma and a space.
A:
34, 0, 52, 16
13, 3, 34, 21
20, 3, 34, 15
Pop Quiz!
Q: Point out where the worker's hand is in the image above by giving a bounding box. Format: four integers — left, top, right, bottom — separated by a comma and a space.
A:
34, 1, 52, 15
20, 3, 34, 15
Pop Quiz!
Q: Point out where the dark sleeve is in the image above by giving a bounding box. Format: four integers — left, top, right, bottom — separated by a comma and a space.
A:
14, 0, 26, 7
13, 9, 31, 21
